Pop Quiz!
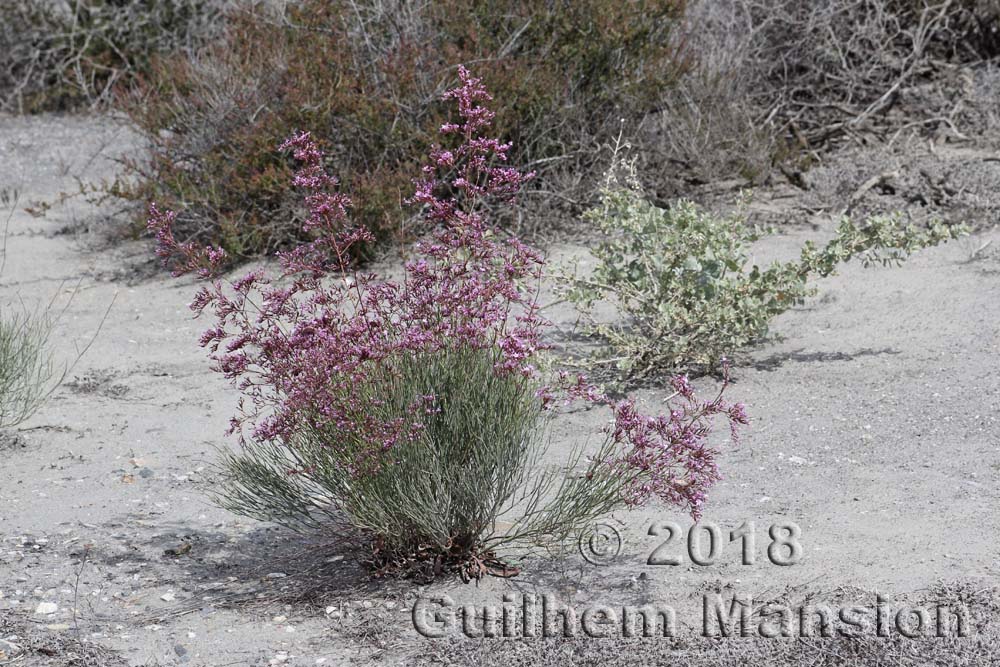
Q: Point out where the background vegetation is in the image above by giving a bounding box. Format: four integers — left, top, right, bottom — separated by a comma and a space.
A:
115, 0, 690, 260
2, 0, 996, 261
650, 0, 1000, 190
0, 0, 224, 113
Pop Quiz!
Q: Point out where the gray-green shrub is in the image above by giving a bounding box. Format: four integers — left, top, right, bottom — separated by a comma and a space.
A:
562, 157, 964, 383
0, 307, 55, 429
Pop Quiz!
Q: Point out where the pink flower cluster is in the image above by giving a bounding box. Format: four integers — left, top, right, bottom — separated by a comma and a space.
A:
554, 364, 747, 514
149, 66, 746, 517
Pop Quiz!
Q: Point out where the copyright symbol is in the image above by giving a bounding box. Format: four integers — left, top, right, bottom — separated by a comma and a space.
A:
578, 522, 623, 566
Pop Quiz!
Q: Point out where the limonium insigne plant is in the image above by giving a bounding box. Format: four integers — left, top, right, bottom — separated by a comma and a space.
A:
150, 67, 747, 580
562, 148, 964, 385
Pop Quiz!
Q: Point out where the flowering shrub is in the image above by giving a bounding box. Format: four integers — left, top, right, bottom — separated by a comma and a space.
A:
562, 153, 965, 384
151, 68, 745, 578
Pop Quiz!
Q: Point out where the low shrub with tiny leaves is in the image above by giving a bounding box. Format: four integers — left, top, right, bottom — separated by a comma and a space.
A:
562, 156, 965, 384
123, 0, 690, 264
151, 69, 746, 579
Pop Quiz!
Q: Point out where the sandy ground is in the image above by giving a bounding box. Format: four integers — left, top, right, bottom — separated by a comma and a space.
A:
1, 112, 999, 666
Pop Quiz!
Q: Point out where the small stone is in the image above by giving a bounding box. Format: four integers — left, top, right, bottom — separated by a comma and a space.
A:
164, 543, 192, 557
34, 602, 58, 615
788, 456, 807, 465
0, 639, 20, 657
160, 592, 176, 602
265, 572, 287, 579
272, 615, 287, 623
138, 468, 155, 479
46, 624, 71, 631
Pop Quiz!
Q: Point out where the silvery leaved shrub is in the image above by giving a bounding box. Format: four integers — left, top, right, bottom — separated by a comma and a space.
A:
150, 68, 746, 579
562, 154, 964, 384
